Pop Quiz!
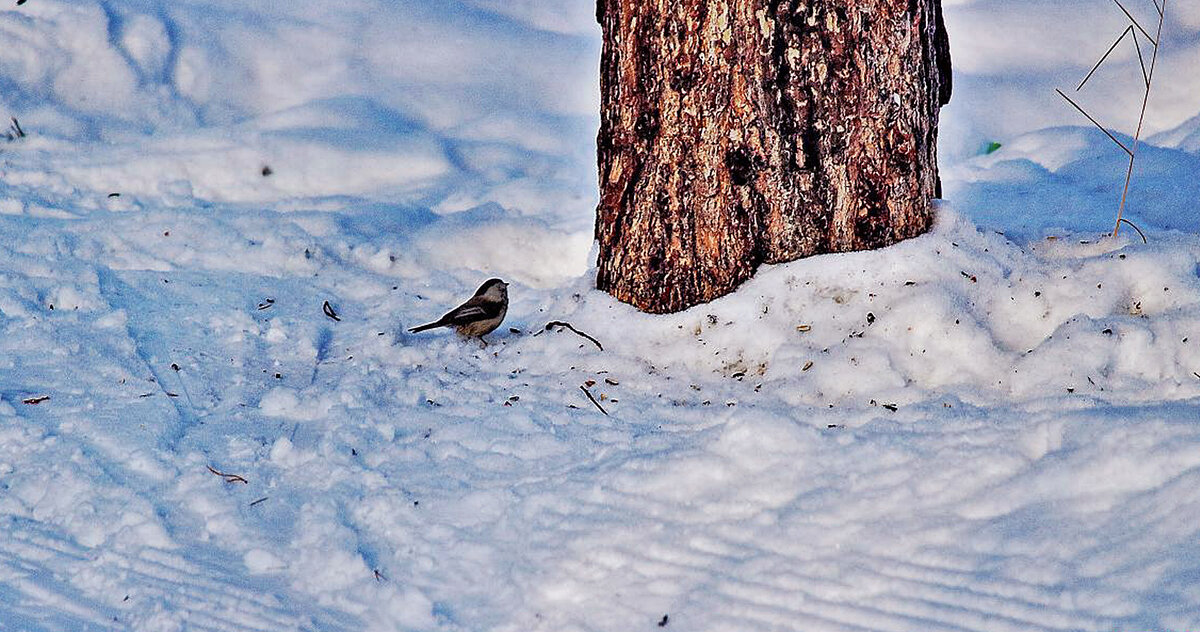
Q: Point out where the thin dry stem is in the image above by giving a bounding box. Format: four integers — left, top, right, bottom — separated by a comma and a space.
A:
1114, 0, 1166, 237
1059, 0, 1166, 238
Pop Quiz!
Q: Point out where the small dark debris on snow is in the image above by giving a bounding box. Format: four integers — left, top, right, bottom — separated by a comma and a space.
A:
373, 569, 387, 582
107, 192, 120, 198
249, 497, 269, 507
1193, 372, 1200, 380
261, 165, 273, 177
904, 280, 916, 286
171, 363, 180, 371
658, 614, 670, 627
605, 378, 619, 386
5, 117, 25, 139
322, 300, 341, 321
882, 403, 898, 412
1102, 328, 1113, 335
960, 271, 978, 283
22, 395, 50, 405
802, 360, 813, 371
509, 327, 521, 334
257, 298, 275, 310
166, 392, 179, 398
866, 312, 875, 325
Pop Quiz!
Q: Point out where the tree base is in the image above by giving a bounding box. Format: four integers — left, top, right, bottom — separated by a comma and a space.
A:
595, 0, 952, 314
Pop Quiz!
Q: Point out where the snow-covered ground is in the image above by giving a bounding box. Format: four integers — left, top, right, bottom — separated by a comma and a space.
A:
2, 1, 1199, 631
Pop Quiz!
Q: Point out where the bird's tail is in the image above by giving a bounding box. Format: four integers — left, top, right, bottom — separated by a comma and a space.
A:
408, 320, 445, 333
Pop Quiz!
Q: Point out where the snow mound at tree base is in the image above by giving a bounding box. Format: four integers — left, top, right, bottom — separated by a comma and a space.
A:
2, 198, 1198, 630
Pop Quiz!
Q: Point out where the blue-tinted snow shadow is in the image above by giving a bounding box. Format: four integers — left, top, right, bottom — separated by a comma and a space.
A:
944, 126, 1200, 239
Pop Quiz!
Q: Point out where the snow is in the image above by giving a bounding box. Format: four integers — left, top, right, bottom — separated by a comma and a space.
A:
1, 0, 1199, 631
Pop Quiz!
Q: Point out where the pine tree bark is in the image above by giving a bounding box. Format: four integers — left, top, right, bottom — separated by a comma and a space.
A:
595, 0, 952, 314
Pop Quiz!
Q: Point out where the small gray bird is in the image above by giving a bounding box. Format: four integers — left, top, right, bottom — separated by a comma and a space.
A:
409, 278, 509, 338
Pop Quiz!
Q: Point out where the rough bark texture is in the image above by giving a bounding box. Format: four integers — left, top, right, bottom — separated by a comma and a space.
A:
595, 0, 952, 313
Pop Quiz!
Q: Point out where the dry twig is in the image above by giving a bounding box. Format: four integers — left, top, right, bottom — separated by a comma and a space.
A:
545, 321, 603, 350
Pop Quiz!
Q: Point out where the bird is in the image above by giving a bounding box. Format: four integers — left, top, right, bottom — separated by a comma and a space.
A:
409, 278, 509, 338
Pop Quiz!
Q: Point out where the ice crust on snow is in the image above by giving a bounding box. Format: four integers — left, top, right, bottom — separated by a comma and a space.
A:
1, 0, 1199, 631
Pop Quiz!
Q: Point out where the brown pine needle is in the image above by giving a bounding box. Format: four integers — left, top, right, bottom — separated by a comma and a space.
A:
207, 465, 249, 484
579, 385, 609, 415
322, 300, 341, 321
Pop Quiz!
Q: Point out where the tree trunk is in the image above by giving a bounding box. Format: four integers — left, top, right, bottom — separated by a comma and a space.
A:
594, 0, 952, 314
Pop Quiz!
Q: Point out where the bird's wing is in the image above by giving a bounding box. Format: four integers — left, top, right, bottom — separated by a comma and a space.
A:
444, 297, 503, 325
